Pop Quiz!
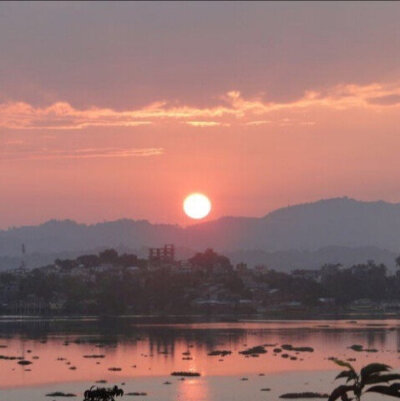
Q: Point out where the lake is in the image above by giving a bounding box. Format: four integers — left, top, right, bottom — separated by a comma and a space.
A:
0, 317, 399, 401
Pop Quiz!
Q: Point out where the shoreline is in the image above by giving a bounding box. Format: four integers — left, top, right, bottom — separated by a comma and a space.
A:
0, 311, 400, 323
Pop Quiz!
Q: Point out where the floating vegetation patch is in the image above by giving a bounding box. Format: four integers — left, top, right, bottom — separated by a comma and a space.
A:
46, 392, 76, 397
17, 360, 32, 365
171, 371, 200, 377
349, 344, 378, 352
0, 355, 23, 360
208, 350, 232, 357
84, 385, 123, 401
281, 344, 314, 352
349, 344, 363, 351
126, 392, 147, 396
280, 392, 329, 399
83, 355, 106, 358
239, 346, 267, 355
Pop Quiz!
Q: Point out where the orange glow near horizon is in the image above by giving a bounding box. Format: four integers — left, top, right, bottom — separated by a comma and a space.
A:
2, 80, 400, 228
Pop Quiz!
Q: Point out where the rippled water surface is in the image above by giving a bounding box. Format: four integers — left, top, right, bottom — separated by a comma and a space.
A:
1, 318, 400, 401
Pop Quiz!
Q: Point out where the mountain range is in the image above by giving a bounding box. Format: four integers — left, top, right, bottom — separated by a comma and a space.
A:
1, 197, 400, 271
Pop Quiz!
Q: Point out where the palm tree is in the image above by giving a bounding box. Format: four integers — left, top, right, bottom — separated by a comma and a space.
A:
329, 359, 400, 401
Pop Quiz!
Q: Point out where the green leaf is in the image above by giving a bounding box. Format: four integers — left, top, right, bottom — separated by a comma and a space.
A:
328, 385, 356, 401
341, 394, 352, 401
333, 359, 356, 372
364, 374, 400, 385
335, 370, 357, 382
366, 383, 400, 397
361, 363, 391, 382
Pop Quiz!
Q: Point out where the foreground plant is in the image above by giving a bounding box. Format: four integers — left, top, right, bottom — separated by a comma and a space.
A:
329, 359, 400, 401
83, 385, 124, 401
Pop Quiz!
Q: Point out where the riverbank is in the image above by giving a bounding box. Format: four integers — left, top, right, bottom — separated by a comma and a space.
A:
1, 310, 400, 323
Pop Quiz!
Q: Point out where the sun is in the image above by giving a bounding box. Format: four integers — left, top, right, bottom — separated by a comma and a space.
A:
183, 193, 211, 220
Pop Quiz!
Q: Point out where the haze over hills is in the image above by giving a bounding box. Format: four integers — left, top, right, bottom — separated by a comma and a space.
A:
1, 197, 400, 270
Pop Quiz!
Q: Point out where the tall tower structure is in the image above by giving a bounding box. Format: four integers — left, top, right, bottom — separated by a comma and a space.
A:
20, 243, 26, 269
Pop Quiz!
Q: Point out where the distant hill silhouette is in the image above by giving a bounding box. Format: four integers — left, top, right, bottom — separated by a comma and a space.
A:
227, 246, 398, 272
1, 197, 400, 270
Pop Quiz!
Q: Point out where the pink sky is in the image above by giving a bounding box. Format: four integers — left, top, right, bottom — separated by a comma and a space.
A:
1, 2, 400, 228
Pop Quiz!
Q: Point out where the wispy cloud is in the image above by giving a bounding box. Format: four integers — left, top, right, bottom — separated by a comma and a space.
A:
1, 82, 400, 130
367, 94, 400, 106
245, 120, 272, 126
185, 121, 228, 127
1, 147, 164, 161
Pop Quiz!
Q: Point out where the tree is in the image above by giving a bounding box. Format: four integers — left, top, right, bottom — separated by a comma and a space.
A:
99, 249, 119, 264
76, 254, 100, 268
189, 248, 232, 274
329, 359, 400, 401
118, 253, 138, 267
55, 259, 78, 270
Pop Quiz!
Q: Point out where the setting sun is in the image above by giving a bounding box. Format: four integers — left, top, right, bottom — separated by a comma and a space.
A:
183, 193, 211, 220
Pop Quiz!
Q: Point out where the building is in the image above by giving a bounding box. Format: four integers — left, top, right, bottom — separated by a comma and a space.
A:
235, 263, 248, 273
291, 269, 320, 281
320, 263, 341, 283
254, 264, 269, 275
148, 244, 175, 263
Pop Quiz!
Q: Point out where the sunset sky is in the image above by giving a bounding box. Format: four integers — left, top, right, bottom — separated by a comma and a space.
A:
1, 2, 400, 228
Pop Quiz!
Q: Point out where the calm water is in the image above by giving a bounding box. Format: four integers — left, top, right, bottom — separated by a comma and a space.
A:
1, 318, 399, 401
